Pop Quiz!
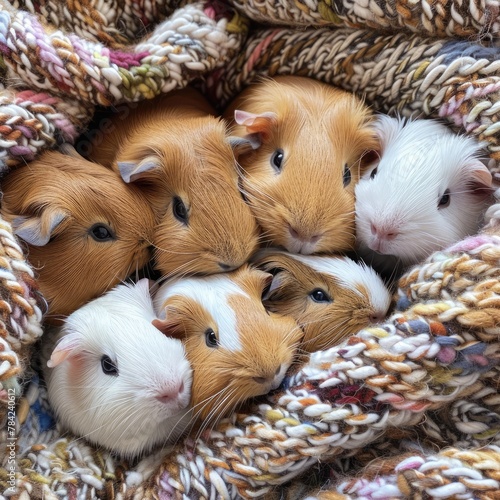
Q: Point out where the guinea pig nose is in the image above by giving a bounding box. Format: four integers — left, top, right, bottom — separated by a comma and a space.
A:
288, 224, 322, 243
309, 233, 323, 244
156, 381, 184, 404
370, 223, 399, 241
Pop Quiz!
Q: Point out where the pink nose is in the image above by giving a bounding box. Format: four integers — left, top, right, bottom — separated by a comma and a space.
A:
288, 225, 322, 244
156, 380, 184, 404
370, 223, 398, 241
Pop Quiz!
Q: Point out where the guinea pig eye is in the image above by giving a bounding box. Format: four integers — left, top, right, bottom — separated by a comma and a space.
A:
270, 149, 284, 172
205, 328, 219, 348
100, 355, 118, 376
309, 288, 332, 303
89, 223, 116, 242
343, 163, 351, 187
173, 196, 189, 224
438, 189, 451, 209
370, 167, 378, 179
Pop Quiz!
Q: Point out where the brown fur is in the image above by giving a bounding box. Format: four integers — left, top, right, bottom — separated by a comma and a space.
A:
255, 253, 385, 353
225, 76, 379, 254
88, 87, 260, 277
156, 265, 302, 422
0, 151, 156, 322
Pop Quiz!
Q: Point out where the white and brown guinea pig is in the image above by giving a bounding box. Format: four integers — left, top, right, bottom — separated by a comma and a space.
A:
152, 264, 301, 422
87, 86, 259, 277
0, 147, 156, 322
41, 279, 193, 459
224, 76, 379, 255
253, 250, 391, 354
355, 116, 494, 267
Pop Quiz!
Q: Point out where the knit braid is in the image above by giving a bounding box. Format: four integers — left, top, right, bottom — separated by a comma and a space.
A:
0, 0, 247, 167
228, 0, 500, 41
0, 218, 43, 420
0, 88, 90, 169
303, 446, 500, 498
9, 0, 177, 45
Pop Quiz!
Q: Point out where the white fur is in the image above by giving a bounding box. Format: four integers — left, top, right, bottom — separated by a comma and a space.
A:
355, 116, 491, 264
154, 275, 250, 352
43, 280, 193, 459
287, 253, 391, 314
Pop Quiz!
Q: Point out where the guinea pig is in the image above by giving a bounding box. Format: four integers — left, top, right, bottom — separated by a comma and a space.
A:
86, 86, 260, 278
0, 147, 156, 322
41, 279, 193, 459
224, 76, 379, 255
253, 250, 392, 353
152, 264, 301, 423
355, 116, 494, 267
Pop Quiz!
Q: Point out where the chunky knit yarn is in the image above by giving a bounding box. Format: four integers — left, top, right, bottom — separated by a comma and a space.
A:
0, 0, 247, 169
0, 219, 43, 419
2, 1, 500, 499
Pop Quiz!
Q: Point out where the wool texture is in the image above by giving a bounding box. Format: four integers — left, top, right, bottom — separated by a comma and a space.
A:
2, 0, 500, 499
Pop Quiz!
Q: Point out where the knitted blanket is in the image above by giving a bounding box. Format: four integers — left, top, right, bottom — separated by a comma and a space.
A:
1, 0, 500, 498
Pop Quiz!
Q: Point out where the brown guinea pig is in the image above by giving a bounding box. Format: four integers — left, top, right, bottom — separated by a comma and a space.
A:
253, 250, 392, 354
0, 147, 156, 322
87, 87, 260, 277
152, 264, 301, 423
224, 76, 379, 255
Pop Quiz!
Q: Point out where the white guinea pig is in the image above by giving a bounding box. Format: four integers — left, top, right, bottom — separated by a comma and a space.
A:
253, 250, 391, 354
153, 264, 301, 422
355, 116, 493, 267
42, 279, 192, 459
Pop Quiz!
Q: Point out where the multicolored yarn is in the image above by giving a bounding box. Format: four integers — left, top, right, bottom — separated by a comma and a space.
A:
229, 0, 500, 40
0, 0, 248, 169
0, 88, 90, 167
303, 446, 500, 499
2, 1, 500, 498
0, 218, 43, 420
10, 0, 177, 46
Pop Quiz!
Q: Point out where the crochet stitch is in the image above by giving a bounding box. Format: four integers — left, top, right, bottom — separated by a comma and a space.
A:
2, 0, 500, 498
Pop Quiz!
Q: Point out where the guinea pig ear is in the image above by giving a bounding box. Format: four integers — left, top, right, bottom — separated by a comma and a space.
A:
12, 209, 68, 246
117, 155, 162, 183
47, 331, 83, 368
152, 317, 185, 341
237, 266, 274, 300
262, 272, 285, 300
227, 135, 260, 155
467, 159, 493, 195
234, 110, 278, 142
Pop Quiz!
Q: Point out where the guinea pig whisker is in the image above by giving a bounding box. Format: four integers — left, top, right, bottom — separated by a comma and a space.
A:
113, 405, 155, 448
188, 386, 228, 422
244, 187, 280, 210
166, 258, 202, 280
193, 387, 239, 444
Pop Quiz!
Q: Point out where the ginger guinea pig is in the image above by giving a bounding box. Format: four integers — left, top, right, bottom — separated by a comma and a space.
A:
87, 87, 259, 277
224, 76, 379, 255
355, 116, 494, 267
0, 147, 156, 321
42, 279, 192, 459
254, 250, 391, 354
153, 264, 301, 422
